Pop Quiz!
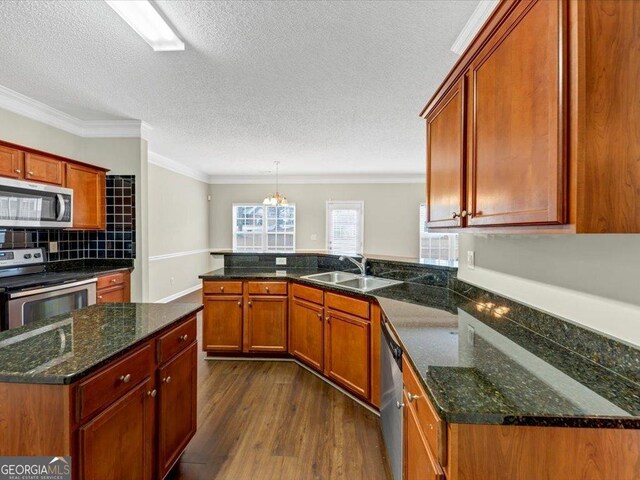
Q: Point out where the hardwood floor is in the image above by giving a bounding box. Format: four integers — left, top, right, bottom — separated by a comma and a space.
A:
168, 290, 390, 480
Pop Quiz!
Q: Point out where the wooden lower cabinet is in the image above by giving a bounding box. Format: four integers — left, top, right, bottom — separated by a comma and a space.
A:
157, 343, 198, 478
96, 270, 131, 303
79, 378, 155, 480
404, 391, 444, 480
289, 298, 324, 371
324, 308, 370, 399
202, 294, 244, 351
246, 295, 287, 352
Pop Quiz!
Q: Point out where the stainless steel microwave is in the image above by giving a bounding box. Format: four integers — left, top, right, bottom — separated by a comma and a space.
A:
0, 177, 73, 228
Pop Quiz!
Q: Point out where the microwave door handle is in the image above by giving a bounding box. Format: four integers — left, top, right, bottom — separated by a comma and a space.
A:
56, 194, 65, 221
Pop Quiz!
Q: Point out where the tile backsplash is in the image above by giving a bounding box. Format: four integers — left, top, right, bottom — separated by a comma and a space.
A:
0, 175, 136, 261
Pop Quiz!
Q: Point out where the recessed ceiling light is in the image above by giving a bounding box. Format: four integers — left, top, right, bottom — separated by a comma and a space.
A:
105, 0, 185, 52
450, 0, 499, 56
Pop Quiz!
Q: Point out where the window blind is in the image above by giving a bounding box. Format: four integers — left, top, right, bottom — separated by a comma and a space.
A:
326, 201, 363, 254
419, 203, 459, 261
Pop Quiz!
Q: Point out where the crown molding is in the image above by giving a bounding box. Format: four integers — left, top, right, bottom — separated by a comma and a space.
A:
451, 0, 499, 55
0, 84, 149, 138
148, 150, 211, 183
208, 173, 423, 185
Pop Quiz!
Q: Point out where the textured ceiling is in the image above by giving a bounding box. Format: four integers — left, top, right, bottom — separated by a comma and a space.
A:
0, 0, 478, 177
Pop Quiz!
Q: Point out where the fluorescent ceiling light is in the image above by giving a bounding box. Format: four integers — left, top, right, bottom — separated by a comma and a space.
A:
451, 0, 499, 55
105, 0, 185, 51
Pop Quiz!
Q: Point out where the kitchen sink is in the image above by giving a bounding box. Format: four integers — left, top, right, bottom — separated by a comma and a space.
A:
301, 271, 402, 293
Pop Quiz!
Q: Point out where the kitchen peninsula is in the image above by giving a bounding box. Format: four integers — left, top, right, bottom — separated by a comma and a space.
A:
0, 302, 202, 480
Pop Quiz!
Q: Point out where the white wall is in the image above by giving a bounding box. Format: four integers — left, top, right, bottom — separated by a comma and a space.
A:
147, 163, 213, 302
458, 234, 640, 347
0, 107, 148, 300
209, 182, 426, 258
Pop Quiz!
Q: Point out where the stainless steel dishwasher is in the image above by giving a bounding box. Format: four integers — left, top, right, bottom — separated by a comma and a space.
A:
380, 314, 403, 480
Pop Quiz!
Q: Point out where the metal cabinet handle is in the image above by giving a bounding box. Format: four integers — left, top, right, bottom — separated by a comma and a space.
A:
408, 393, 420, 402
147, 389, 157, 397
179, 334, 188, 341
452, 210, 468, 219
162, 376, 172, 384
120, 374, 131, 383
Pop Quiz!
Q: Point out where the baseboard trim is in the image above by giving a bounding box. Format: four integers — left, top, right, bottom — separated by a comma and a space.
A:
203, 356, 379, 416
155, 285, 201, 303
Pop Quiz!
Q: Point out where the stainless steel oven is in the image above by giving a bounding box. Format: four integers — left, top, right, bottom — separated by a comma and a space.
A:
6, 278, 96, 329
0, 177, 73, 228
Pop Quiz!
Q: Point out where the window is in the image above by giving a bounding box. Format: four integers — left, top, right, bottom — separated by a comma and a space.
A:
233, 204, 296, 252
326, 201, 364, 254
419, 204, 458, 262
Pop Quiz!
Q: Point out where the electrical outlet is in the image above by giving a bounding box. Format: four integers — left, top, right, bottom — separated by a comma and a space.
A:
170, 277, 175, 285
49, 241, 58, 253
467, 250, 475, 270
275, 257, 287, 266
467, 325, 475, 346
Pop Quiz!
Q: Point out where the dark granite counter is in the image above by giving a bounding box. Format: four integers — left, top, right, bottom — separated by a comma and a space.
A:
200, 267, 640, 428
0, 303, 202, 385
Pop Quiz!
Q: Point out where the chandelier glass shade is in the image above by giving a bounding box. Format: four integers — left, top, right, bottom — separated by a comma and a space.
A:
263, 161, 288, 206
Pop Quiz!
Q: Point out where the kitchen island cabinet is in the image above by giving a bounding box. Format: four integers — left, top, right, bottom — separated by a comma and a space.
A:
0, 303, 202, 480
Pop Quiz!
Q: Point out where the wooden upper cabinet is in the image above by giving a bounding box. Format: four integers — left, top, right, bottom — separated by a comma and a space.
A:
0, 145, 23, 179
426, 78, 466, 228
65, 163, 106, 230
467, 0, 565, 227
245, 295, 288, 352
24, 153, 63, 185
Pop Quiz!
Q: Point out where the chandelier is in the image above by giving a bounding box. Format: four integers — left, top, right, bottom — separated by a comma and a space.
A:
262, 161, 288, 206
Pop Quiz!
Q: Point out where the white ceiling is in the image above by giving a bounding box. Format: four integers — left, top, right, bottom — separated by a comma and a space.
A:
0, 0, 479, 178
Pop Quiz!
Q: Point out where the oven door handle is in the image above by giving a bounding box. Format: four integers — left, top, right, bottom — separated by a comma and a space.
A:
56, 194, 66, 221
8, 278, 98, 299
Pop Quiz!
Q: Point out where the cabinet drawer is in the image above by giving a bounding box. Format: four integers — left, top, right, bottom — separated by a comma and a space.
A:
24, 153, 63, 185
97, 272, 126, 290
157, 316, 197, 364
97, 285, 126, 303
247, 281, 288, 296
77, 343, 154, 421
403, 356, 445, 464
325, 292, 369, 319
292, 283, 324, 305
203, 281, 243, 295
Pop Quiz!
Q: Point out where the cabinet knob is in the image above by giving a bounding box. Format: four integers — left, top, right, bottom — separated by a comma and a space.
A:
396, 401, 405, 409
120, 373, 131, 383
452, 210, 467, 219
98, 295, 103, 300
28, 171, 34, 176
179, 334, 188, 342
147, 389, 157, 397
162, 376, 172, 384
220, 286, 224, 292
111, 278, 117, 283
248, 301, 252, 307
408, 393, 420, 403
15, 169, 20, 173
266, 287, 270, 292
237, 301, 242, 307
317, 313, 322, 319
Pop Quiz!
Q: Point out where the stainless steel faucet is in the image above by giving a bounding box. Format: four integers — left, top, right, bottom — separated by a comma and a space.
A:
339, 255, 368, 276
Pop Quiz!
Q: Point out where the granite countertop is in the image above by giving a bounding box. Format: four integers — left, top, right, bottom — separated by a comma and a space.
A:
201, 267, 640, 428
0, 303, 202, 385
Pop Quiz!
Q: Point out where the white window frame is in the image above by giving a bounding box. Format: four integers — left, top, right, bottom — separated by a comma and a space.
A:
325, 200, 364, 255
419, 203, 458, 262
232, 203, 296, 253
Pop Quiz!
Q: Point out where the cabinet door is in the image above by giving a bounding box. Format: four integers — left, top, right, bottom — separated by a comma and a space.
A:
79, 378, 154, 480
404, 392, 444, 480
157, 343, 197, 478
0, 145, 23, 179
468, 0, 565, 227
289, 298, 324, 371
426, 78, 465, 228
97, 285, 126, 303
24, 153, 63, 185
66, 163, 106, 230
246, 296, 287, 352
324, 309, 370, 399
202, 295, 244, 352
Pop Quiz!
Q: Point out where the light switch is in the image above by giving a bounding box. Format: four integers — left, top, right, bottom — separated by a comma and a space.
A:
467, 250, 475, 269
